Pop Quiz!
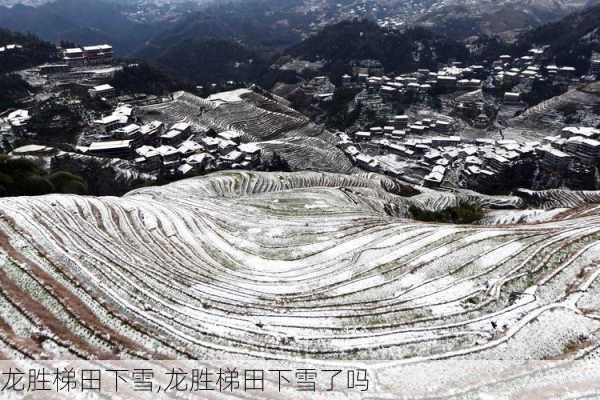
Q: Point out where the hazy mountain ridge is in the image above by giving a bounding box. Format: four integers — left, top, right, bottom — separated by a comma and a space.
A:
414, 0, 600, 39
0, 0, 157, 53
0, 0, 597, 56
135, 0, 310, 83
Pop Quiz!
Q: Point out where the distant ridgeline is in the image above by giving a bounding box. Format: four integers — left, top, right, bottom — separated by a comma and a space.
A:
0, 0, 157, 55
0, 28, 57, 74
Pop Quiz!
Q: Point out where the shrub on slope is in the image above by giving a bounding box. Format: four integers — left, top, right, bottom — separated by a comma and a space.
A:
0, 155, 87, 196
110, 63, 191, 96
0, 74, 31, 109
409, 200, 484, 224
0, 28, 57, 73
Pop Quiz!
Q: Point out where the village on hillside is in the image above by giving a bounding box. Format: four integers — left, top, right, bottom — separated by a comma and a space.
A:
2, 41, 600, 195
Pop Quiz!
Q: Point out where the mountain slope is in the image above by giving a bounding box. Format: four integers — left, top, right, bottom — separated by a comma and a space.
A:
1, 170, 600, 362
0, 28, 56, 73
135, 0, 312, 82
0, 0, 157, 53
513, 4, 600, 71
139, 0, 305, 57
141, 38, 268, 84
414, 0, 600, 39
286, 19, 468, 73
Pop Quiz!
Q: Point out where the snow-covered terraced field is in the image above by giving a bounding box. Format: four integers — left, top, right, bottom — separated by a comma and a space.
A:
517, 188, 600, 210
510, 81, 600, 130
1, 170, 600, 363
259, 137, 358, 173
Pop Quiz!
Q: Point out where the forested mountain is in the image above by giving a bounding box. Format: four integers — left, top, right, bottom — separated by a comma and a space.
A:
1, 0, 599, 83
0, 28, 56, 73
137, 0, 308, 60
143, 39, 269, 84
135, 0, 311, 83
110, 62, 192, 95
286, 19, 469, 73
513, 4, 600, 72
0, 74, 31, 109
0, 0, 157, 53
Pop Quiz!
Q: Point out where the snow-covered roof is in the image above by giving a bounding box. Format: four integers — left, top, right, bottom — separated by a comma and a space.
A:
83, 44, 112, 51
238, 143, 261, 154
162, 130, 183, 139
94, 114, 125, 125
221, 150, 244, 161
115, 124, 140, 134
218, 130, 242, 141
10, 144, 54, 155
562, 127, 600, 138
92, 84, 114, 92
567, 136, 600, 147
114, 105, 133, 117
178, 140, 204, 154
156, 145, 179, 156
201, 137, 220, 147
7, 109, 29, 124
171, 122, 191, 132
540, 145, 571, 158
136, 146, 160, 158
177, 163, 193, 175
140, 121, 163, 134
89, 140, 132, 151
187, 153, 214, 165
64, 48, 83, 54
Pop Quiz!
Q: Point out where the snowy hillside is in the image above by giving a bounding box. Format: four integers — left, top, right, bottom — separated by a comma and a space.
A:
1, 170, 600, 362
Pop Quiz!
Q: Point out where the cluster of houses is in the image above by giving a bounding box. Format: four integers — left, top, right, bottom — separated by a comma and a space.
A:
341, 59, 489, 123
34, 63, 124, 91
0, 109, 24, 148
456, 139, 538, 187
0, 44, 23, 54
540, 127, 600, 169
345, 48, 580, 99
77, 104, 262, 176
351, 59, 385, 77
338, 140, 380, 172
350, 114, 454, 142
337, 123, 600, 188
343, 61, 486, 98
133, 129, 261, 176
492, 49, 576, 92
337, 48, 592, 129
353, 88, 392, 120
302, 76, 336, 102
